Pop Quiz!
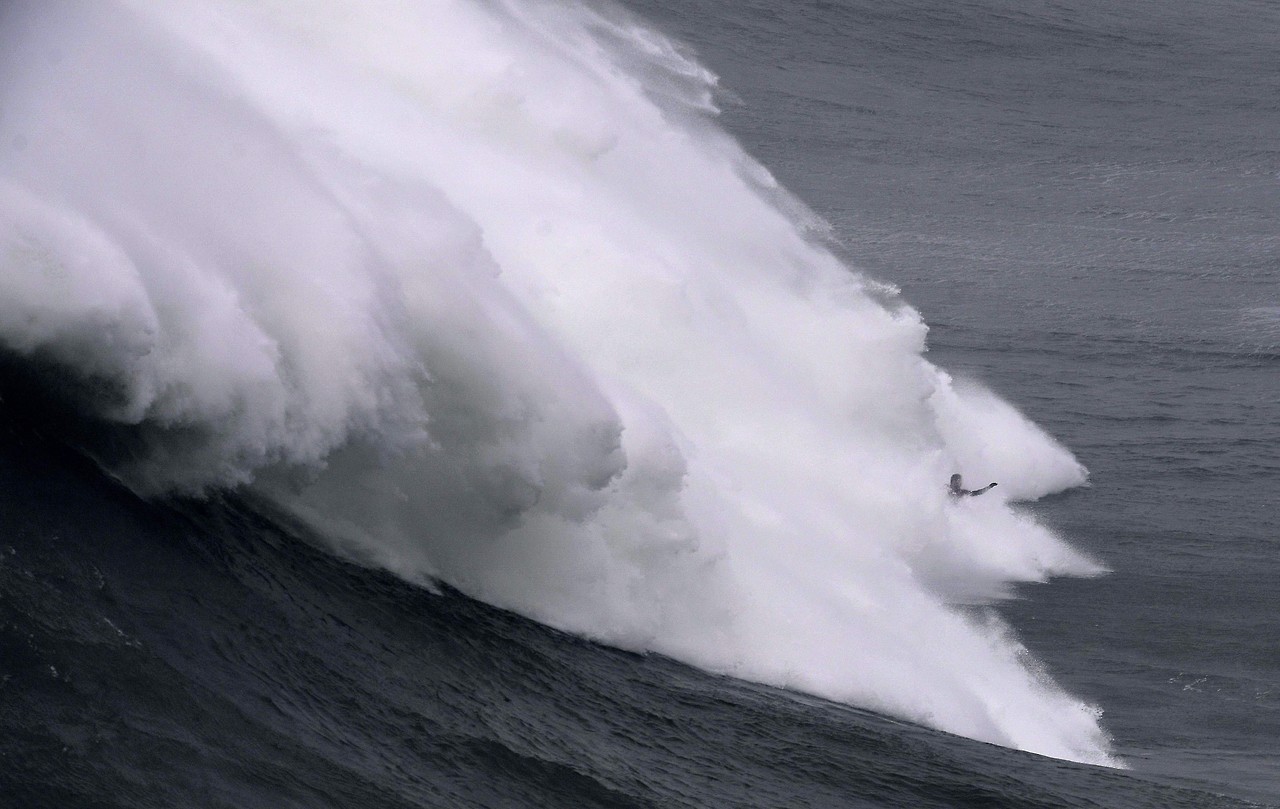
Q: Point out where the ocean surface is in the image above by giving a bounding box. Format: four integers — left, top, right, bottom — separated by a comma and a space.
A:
1, 1, 1277, 807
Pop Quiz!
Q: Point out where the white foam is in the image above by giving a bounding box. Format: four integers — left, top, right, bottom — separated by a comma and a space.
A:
0, 0, 1118, 765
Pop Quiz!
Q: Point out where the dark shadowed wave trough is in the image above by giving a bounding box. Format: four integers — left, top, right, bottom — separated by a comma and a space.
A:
3, 0, 1279, 806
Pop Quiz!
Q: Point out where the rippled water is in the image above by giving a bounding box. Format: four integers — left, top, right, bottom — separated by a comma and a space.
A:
3, 0, 1278, 806
635, 0, 1280, 800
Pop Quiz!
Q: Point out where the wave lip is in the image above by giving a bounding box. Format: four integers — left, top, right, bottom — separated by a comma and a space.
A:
0, 0, 1115, 765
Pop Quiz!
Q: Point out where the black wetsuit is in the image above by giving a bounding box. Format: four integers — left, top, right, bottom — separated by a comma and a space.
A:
949, 475, 997, 497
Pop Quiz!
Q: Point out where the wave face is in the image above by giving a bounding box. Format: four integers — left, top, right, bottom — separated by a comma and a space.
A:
0, 0, 1114, 764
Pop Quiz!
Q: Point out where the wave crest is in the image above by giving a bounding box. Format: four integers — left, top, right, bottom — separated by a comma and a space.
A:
0, 0, 1115, 765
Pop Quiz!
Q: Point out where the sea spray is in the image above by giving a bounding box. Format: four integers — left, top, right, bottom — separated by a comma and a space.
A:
0, 0, 1116, 764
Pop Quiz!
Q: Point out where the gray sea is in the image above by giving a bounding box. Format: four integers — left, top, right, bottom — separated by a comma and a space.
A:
636, 0, 1280, 800
2, 0, 1277, 807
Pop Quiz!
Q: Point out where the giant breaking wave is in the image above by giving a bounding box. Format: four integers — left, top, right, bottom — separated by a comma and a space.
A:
0, 0, 1117, 765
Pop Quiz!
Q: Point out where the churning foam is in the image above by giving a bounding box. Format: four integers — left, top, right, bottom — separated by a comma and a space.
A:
0, 0, 1117, 765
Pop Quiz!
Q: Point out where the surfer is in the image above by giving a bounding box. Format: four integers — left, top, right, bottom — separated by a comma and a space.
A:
949, 473, 997, 498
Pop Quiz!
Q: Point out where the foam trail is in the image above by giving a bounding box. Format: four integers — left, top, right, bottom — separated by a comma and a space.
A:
0, 0, 1116, 765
